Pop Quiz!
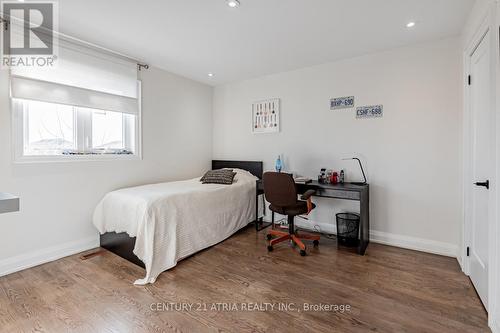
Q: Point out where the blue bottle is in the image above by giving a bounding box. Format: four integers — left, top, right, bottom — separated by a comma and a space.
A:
275, 155, 282, 173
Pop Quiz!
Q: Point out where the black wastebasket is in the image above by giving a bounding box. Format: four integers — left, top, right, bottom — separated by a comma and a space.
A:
336, 213, 360, 247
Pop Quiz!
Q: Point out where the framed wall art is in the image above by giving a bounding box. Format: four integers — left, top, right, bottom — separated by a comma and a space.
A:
252, 98, 280, 134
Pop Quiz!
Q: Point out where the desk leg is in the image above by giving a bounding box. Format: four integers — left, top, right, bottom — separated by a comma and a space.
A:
255, 194, 272, 232
255, 193, 259, 231
357, 189, 370, 255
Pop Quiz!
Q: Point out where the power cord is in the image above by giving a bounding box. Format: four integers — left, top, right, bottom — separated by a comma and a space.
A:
272, 215, 337, 240
274, 217, 287, 228
295, 216, 337, 239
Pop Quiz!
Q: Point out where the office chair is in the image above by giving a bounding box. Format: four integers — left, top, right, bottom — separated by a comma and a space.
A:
263, 172, 320, 256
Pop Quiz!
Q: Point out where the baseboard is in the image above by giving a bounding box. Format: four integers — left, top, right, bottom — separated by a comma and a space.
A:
369, 230, 459, 258
294, 219, 458, 258
0, 235, 99, 278
491, 318, 500, 333
456, 253, 465, 272
1, 220, 458, 278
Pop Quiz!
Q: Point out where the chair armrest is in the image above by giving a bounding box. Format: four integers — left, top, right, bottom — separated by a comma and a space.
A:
301, 189, 316, 200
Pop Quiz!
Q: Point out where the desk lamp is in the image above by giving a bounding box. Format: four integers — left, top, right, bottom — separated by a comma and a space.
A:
342, 157, 367, 185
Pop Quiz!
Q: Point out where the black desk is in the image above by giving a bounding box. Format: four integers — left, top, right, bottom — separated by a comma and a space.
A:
255, 180, 370, 255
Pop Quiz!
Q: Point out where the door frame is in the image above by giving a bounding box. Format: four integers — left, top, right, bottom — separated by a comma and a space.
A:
462, 3, 499, 330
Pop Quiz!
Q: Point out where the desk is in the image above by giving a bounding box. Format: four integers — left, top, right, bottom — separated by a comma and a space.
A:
255, 180, 369, 255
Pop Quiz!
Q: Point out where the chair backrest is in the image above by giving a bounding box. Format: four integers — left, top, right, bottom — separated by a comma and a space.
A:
263, 172, 297, 207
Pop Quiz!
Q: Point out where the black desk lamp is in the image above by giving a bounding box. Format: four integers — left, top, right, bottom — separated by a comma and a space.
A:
342, 157, 367, 185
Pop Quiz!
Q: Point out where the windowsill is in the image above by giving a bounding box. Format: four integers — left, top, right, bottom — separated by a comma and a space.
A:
14, 153, 142, 164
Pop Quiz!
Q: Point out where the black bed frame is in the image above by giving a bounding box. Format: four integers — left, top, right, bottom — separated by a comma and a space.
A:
99, 160, 263, 268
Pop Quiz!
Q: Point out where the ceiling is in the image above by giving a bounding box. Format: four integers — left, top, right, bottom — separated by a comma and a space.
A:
59, 0, 475, 86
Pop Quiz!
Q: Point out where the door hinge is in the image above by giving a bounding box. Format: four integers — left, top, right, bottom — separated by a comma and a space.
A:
468, 75, 471, 85
467, 246, 470, 257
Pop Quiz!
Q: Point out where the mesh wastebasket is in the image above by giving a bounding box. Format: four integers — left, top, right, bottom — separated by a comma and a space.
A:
336, 213, 360, 247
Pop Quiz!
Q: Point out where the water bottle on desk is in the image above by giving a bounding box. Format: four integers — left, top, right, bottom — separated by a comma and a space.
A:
275, 155, 282, 173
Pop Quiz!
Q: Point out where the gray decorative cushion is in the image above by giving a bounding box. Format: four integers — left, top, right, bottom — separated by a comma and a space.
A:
201, 169, 236, 185
200, 169, 233, 182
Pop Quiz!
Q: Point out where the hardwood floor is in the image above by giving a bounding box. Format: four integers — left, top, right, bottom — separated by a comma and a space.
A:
0, 226, 489, 333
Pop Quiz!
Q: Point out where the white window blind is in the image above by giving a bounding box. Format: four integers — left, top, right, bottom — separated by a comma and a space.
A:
10, 38, 139, 113
10, 75, 139, 115
10, 37, 142, 161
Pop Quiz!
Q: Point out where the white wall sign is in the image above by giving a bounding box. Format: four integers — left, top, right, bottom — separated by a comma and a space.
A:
356, 105, 383, 118
252, 98, 280, 133
330, 96, 355, 110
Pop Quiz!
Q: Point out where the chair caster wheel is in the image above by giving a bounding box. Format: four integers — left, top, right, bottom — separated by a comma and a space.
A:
300, 250, 306, 256
267, 245, 274, 252
313, 240, 319, 246
266, 234, 273, 240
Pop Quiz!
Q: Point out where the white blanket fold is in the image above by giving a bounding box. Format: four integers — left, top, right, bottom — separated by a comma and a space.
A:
93, 169, 257, 284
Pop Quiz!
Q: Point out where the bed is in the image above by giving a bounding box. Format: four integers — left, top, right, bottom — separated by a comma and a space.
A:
93, 160, 263, 285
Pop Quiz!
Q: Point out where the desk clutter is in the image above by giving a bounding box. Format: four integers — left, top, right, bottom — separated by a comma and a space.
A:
318, 168, 345, 185
317, 157, 367, 186
294, 176, 312, 184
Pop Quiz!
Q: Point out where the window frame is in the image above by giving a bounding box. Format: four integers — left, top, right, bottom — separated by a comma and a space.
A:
11, 83, 142, 164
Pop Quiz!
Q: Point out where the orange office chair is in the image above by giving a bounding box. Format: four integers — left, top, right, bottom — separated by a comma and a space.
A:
263, 172, 320, 256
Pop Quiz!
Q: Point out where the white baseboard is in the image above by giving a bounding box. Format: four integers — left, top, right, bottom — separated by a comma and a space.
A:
294, 219, 458, 258
456, 252, 465, 272
369, 230, 458, 258
0, 235, 99, 278
0, 219, 460, 277
491, 318, 500, 333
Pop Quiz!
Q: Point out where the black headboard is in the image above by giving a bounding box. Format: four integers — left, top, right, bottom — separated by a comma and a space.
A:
212, 160, 263, 179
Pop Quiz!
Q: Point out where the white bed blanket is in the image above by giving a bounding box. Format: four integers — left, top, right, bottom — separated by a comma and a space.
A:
93, 169, 257, 285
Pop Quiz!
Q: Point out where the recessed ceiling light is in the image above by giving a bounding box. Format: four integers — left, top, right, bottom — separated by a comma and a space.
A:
208, 73, 214, 77
406, 21, 416, 28
226, 0, 240, 8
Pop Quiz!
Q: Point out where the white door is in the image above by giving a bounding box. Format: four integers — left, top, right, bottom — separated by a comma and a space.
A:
469, 31, 491, 308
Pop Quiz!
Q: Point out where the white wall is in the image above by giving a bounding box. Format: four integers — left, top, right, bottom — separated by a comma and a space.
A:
0, 66, 213, 274
213, 37, 462, 256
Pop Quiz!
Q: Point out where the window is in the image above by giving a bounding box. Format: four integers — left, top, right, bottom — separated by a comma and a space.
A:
11, 39, 141, 162
23, 100, 76, 156
14, 99, 138, 160
91, 110, 125, 150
